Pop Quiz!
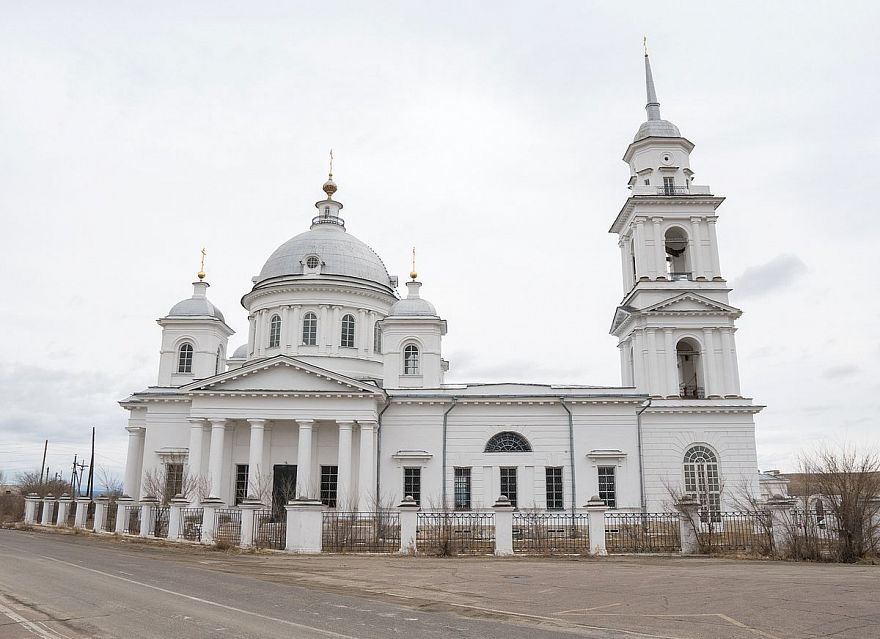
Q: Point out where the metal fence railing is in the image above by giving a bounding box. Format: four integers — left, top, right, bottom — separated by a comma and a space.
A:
153, 506, 170, 538
35, 501, 44, 523
322, 511, 400, 553
47, 502, 58, 525
124, 505, 141, 535
85, 502, 95, 529
416, 512, 495, 555
66, 503, 76, 527
215, 509, 242, 545
254, 510, 286, 550
605, 513, 681, 553
105, 502, 117, 532
513, 512, 591, 554
693, 512, 772, 554
180, 508, 203, 542
788, 510, 844, 558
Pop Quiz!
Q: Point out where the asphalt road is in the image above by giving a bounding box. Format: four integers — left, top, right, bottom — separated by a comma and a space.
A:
0, 529, 635, 639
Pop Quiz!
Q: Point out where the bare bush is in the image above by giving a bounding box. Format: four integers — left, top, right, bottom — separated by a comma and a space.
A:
97, 467, 123, 498
0, 494, 24, 523
16, 471, 71, 498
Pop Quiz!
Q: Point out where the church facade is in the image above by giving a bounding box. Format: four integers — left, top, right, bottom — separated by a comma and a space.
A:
120, 54, 762, 516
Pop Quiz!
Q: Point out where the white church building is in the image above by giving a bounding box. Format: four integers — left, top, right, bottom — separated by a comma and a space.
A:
119, 53, 762, 517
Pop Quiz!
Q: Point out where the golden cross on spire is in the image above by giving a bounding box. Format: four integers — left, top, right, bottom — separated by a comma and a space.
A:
197, 247, 207, 281
410, 246, 418, 280
329, 149, 334, 178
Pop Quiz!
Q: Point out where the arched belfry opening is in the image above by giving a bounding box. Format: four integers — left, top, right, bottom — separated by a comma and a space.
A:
665, 227, 690, 280
676, 338, 704, 399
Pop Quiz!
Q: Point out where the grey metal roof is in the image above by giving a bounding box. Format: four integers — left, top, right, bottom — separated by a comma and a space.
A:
256, 224, 393, 289
389, 297, 437, 316
231, 344, 249, 358
167, 296, 225, 322
633, 119, 681, 141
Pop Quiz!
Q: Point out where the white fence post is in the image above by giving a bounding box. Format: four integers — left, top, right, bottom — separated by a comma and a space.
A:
93, 496, 108, 532
492, 496, 515, 556
200, 497, 224, 545
24, 494, 39, 524
585, 497, 608, 556
74, 497, 90, 529
56, 494, 72, 526
115, 496, 133, 534
167, 495, 189, 541
676, 495, 701, 555
140, 496, 158, 537
763, 496, 797, 556
285, 498, 324, 554
41, 495, 54, 526
397, 496, 419, 554
238, 499, 264, 549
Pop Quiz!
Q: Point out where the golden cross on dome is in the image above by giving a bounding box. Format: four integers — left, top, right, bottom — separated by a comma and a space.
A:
410, 246, 418, 281
197, 247, 207, 281
329, 149, 334, 178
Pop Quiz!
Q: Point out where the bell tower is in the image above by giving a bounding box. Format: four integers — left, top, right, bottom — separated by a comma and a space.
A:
609, 51, 743, 400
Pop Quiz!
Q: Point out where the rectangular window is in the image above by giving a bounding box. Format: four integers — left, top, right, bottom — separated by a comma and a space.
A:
663, 176, 675, 195
598, 466, 616, 509
500, 467, 518, 508
403, 467, 421, 506
164, 463, 184, 503
454, 467, 471, 511
545, 467, 564, 510
320, 465, 338, 508
235, 464, 249, 505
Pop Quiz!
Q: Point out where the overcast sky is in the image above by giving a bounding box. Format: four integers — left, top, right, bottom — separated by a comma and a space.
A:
1, 2, 878, 485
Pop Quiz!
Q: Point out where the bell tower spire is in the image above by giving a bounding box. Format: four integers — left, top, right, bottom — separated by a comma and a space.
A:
644, 43, 662, 122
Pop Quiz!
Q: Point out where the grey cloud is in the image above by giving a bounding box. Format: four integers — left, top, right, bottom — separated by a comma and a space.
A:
733, 254, 807, 299
823, 365, 859, 379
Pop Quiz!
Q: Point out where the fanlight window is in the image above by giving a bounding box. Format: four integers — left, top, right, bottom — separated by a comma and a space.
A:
177, 343, 193, 374
683, 445, 721, 521
484, 432, 532, 453
403, 344, 420, 374
341, 314, 355, 348
268, 314, 281, 348
302, 312, 317, 346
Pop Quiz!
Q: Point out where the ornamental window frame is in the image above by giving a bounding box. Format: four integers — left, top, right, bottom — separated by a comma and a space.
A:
177, 342, 194, 374
403, 343, 420, 375
268, 314, 282, 348
340, 314, 356, 348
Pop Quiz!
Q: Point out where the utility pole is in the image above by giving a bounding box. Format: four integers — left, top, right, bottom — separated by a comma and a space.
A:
87, 427, 95, 500
75, 460, 87, 497
70, 455, 77, 495
39, 440, 48, 485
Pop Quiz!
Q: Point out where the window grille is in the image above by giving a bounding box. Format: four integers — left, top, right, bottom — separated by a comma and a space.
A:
500, 467, 518, 508
403, 344, 420, 374
268, 314, 281, 348
177, 343, 193, 373
235, 464, 249, 505
302, 312, 317, 346
484, 432, 532, 453
321, 465, 338, 508
598, 466, 616, 508
403, 467, 421, 506
305, 255, 320, 269
454, 467, 471, 511
545, 467, 564, 510
341, 314, 355, 348
683, 445, 721, 521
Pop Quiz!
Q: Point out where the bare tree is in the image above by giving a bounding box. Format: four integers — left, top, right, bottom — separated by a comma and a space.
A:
16, 471, 71, 498
141, 461, 202, 505
796, 446, 880, 562
96, 467, 123, 498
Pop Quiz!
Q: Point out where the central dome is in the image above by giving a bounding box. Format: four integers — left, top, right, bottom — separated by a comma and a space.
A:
256, 224, 394, 291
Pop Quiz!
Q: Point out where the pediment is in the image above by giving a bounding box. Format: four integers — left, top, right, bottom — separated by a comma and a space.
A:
641, 293, 741, 316
180, 356, 384, 395
609, 306, 635, 335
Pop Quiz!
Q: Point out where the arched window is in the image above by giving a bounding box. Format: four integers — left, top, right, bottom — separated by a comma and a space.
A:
215, 346, 222, 375
484, 431, 532, 453
177, 343, 193, 374
340, 314, 356, 348
373, 322, 382, 354
676, 338, 704, 399
268, 314, 281, 348
683, 445, 721, 521
302, 312, 317, 346
665, 227, 690, 280
403, 344, 420, 375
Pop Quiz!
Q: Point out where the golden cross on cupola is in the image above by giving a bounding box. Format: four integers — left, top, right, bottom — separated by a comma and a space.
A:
197, 247, 207, 281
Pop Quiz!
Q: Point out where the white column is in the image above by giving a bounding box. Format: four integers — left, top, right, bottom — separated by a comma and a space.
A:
123, 426, 146, 498
207, 418, 227, 499
618, 240, 630, 291
318, 305, 329, 353
296, 419, 315, 498
652, 217, 666, 280
633, 219, 646, 281
289, 305, 301, 351
186, 419, 205, 496
337, 421, 354, 509
330, 306, 341, 354
664, 329, 679, 397
247, 419, 267, 498
720, 328, 740, 397
729, 329, 742, 396
247, 315, 256, 357
357, 308, 367, 354
618, 344, 628, 386
280, 306, 291, 354
707, 217, 721, 279
690, 217, 704, 280
646, 328, 658, 397
358, 421, 376, 511
253, 311, 263, 357
702, 328, 720, 398
631, 330, 645, 391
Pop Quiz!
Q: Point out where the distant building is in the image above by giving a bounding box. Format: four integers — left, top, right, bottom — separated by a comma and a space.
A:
119, 53, 762, 515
